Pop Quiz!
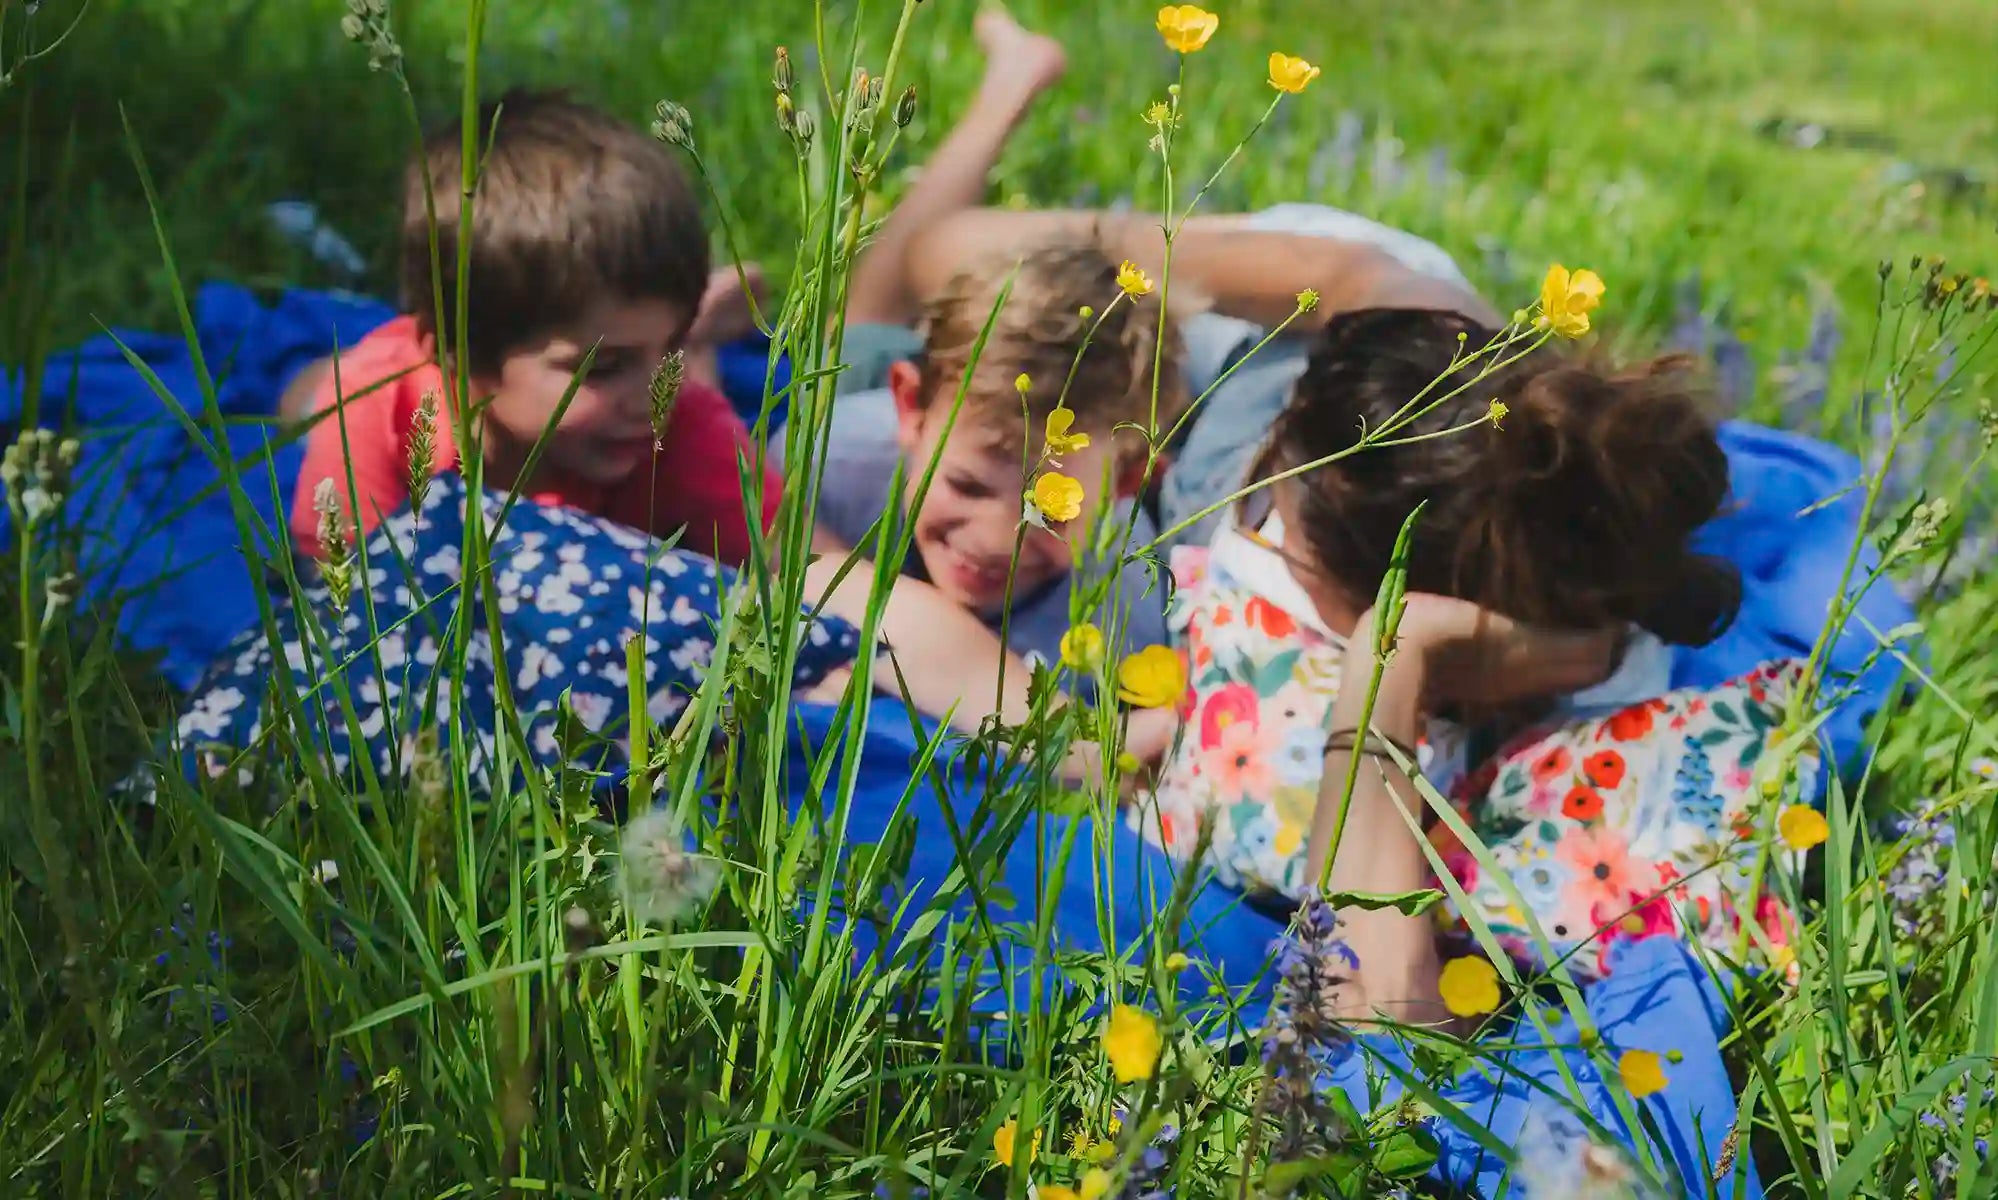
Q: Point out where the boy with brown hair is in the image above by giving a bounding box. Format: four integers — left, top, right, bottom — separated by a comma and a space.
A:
287, 88, 776, 566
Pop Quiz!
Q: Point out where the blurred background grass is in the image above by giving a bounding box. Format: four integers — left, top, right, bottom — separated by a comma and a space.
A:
5, 0, 1992, 449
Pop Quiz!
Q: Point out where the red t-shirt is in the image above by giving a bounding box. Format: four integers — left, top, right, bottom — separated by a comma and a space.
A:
290, 317, 779, 566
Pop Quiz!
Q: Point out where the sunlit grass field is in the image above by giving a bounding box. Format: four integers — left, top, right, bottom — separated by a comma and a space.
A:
2, 0, 1995, 1196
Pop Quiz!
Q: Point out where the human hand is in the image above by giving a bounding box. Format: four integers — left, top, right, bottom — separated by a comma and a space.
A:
1363, 593, 1618, 709
685, 263, 769, 348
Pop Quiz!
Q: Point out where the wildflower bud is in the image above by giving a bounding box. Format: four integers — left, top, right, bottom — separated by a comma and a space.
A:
345, 0, 368, 12
340, 13, 366, 40
650, 101, 695, 151
1909, 254, 1923, 271
649, 351, 686, 448
894, 84, 918, 128
773, 46, 792, 94
1167, 83, 1181, 97
775, 90, 795, 133
1015, 373, 1033, 396
1979, 400, 1996, 450
1511, 308, 1530, 326
1079, 305, 1093, 319
363, 0, 387, 15
312, 478, 355, 610
1878, 259, 1894, 280
1296, 288, 1320, 313
792, 108, 816, 152
853, 69, 871, 106
406, 389, 438, 514
1666, 1049, 1685, 1064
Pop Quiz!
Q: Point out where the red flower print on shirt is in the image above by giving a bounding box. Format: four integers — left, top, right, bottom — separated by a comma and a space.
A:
1584, 749, 1626, 790
1562, 785, 1605, 821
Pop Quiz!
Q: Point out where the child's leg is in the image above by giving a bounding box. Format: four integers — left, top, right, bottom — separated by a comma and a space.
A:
843, 7, 1067, 326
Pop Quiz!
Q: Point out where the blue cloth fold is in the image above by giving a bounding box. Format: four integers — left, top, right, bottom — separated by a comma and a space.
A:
1683, 422, 1915, 775
1, 284, 393, 689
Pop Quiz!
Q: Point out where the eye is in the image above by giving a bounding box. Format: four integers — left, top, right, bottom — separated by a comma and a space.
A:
586, 353, 628, 380
946, 472, 995, 500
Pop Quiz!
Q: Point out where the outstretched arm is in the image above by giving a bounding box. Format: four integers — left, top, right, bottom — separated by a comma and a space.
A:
902, 208, 1502, 329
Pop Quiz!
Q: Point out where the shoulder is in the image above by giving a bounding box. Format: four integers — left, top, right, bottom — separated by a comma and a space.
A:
806, 386, 904, 543
308, 316, 439, 423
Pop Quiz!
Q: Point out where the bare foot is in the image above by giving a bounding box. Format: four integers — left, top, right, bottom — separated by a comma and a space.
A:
971, 5, 1068, 112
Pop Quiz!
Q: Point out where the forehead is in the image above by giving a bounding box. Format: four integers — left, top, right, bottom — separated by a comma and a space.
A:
535, 296, 692, 351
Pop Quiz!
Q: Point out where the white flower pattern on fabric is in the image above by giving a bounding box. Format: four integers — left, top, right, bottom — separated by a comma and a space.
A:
161, 474, 859, 791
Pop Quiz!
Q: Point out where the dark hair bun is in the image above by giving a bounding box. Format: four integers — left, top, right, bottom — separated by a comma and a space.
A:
1272, 309, 1740, 646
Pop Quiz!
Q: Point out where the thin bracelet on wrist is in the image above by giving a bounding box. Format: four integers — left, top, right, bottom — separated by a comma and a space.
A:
1322, 726, 1416, 763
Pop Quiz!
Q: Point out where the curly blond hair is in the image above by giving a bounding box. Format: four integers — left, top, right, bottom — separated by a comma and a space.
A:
912, 238, 1185, 456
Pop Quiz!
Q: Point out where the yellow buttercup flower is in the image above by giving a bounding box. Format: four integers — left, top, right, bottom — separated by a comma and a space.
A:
1537, 264, 1606, 338
1080, 1169, 1113, 1200
1038, 1187, 1079, 1200
1102, 1004, 1164, 1082
1045, 408, 1092, 456
1032, 471, 1085, 523
1117, 644, 1186, 709
1487, 399, 1509, 428
1116, 259, 1155, 298
1061, 623, 1106, 672
1155, 5, 1218, 53
1618, 1048, 1669, 1098
1016, 372, 1034, 397
1438, 955, 1502, 1017
1267, 52, 1320, 94
1778, 804, 1830, 851
993, 1117, 1041, 1167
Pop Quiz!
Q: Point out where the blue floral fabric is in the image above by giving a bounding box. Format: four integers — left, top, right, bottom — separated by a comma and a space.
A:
170, 472, 859, 788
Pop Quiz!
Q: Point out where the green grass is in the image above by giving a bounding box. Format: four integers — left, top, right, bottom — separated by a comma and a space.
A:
2, 0, 1997, 1197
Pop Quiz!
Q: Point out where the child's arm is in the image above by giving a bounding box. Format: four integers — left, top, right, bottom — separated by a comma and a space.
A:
902, 209, 1503, 329
289, 362, 417, 559
802, 524, 1045, 733
1302, 595, 1614, 1027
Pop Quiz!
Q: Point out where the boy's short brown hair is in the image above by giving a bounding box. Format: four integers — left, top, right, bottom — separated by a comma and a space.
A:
401, 88, 710, 376
913, 239, 1185, 455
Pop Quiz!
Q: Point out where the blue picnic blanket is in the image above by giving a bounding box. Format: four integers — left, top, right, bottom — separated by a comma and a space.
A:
791, 697, 1759, 1198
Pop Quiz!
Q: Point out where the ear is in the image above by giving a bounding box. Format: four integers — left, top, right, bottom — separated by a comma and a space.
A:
887, 359, 927, 455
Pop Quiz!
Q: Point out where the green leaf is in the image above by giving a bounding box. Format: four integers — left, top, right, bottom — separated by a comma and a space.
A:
1324, 887, 1446, 917
1262, 1151, 1367, 1195
1711, 701, 1739, 725
1373, 1126, 1441, 1178
1253, 648, 1303, 693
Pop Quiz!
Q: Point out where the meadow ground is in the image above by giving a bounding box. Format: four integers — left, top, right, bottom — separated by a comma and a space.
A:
1, 0, 1996, 1195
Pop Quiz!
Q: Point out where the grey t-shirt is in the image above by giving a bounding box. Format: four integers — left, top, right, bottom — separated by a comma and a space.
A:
777, 323, 1171, 670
